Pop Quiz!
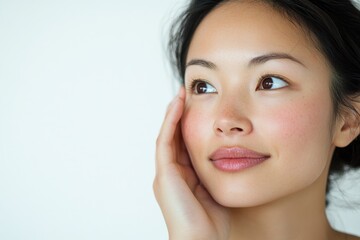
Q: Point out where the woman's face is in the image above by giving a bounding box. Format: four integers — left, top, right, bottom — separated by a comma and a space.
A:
181, 1, 338, 207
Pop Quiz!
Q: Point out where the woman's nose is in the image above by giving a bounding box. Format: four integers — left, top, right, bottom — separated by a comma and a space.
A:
213, 109, 253, 136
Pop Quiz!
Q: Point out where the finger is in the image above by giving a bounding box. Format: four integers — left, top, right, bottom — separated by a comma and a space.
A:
175, 126, 192, 166
165, 86, 185, 115
174, 124, 192, 166
161, 86, 185, 136
174, 87, 192, 167
156, 87, 185, 170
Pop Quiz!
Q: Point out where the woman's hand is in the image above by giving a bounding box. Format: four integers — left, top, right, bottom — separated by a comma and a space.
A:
153, 87, 230, 240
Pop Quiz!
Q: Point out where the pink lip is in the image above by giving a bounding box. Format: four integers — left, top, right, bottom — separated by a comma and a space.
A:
209, 147, 270, 172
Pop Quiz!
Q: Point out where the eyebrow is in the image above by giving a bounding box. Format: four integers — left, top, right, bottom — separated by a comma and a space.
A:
186, 59, 217, 70
185, 52, 306, 70
249, 53, 306, 68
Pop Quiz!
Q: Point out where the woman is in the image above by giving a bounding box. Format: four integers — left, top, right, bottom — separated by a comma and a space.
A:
154, 0, 360, 239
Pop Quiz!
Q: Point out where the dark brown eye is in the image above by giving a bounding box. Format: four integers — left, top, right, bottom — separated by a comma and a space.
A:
192, 81, 217, 94
261, 77, 274, 90
258, 76, 288, 90
196, 82, 208, 94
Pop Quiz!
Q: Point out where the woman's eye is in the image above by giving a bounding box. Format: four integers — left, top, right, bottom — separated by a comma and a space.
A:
192, 80, 217, 94
258, 76, 288, 90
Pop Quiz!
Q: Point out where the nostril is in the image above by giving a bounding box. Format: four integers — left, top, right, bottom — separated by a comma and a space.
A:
231, 127, 243, 132
213, 119, 252, 135
217, 127, 243, 133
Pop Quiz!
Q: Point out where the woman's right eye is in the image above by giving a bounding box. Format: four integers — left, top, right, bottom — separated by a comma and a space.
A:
191, 80, 217, 94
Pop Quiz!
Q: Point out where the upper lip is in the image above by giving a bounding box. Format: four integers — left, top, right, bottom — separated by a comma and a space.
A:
209, 147, 270, 161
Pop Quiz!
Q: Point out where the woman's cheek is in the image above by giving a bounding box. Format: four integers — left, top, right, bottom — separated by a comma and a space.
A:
181, 104, 213, 169
259, 98, 333, 172
181, 104, 212, 157
260, 92, 330, 140
262, 106, 310, 142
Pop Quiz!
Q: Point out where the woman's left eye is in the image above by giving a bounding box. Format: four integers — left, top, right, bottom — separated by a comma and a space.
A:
191, 80, 217, 94
257, 76, 288, 90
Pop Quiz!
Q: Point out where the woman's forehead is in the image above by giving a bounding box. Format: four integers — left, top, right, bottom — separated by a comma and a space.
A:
186, 1, 328, 71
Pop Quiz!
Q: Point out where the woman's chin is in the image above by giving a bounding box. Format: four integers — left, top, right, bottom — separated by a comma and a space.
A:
208, 188, 272, 208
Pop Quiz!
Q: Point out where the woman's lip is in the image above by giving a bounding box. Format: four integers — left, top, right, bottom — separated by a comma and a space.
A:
209, 147, 270, 160
209, 147, 270, 172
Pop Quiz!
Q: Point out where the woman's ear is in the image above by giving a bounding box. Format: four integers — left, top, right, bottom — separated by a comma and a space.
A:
333, 103, 360, 147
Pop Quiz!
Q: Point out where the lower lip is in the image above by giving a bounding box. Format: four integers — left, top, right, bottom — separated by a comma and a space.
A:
212, 158, 268, 172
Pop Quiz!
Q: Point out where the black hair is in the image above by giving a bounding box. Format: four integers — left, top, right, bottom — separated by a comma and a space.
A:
168, 0, 360, 206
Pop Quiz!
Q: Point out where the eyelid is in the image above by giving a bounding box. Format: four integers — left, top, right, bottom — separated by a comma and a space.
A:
188, 78, 216, 94
256, 74, 289, 90
185, 78, 199, 92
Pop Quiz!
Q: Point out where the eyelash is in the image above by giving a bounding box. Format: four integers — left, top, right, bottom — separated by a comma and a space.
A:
256, 74, 289, 90
187, 74, 289, 93
188, 78, 210, 92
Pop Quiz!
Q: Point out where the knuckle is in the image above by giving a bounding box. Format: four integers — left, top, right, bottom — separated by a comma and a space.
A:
152, 177, 159, 192
152, 176, 164, 200
156, 135, 171, 148
153, 173, 166, 192
156, 135, 162, 146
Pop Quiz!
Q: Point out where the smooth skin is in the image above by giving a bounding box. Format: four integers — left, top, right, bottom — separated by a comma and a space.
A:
154, 87, 230, 240
154, 1, 360, 240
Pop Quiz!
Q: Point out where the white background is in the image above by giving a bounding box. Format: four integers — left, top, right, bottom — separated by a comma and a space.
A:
0, 0, 359, 239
